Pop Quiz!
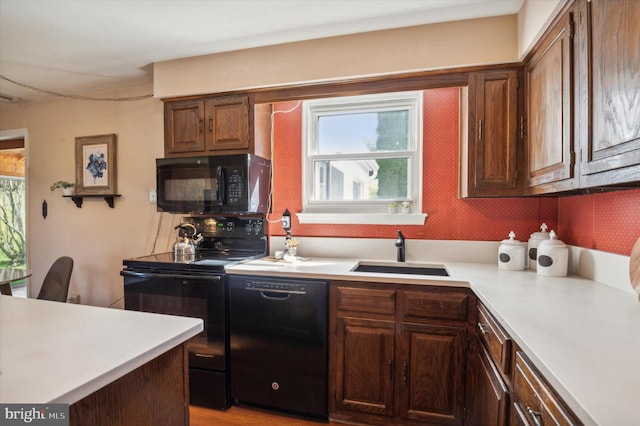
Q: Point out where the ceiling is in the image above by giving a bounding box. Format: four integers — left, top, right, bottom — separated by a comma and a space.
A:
0, 0, 523, 102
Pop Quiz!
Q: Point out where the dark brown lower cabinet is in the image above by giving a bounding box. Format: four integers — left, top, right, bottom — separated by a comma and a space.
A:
468, 339, 509, 426
398, 323, 466, 425
472, 302, 583, 426
334, 316, 395, 418
330, 282, 470, 426
511, 352, 582, 426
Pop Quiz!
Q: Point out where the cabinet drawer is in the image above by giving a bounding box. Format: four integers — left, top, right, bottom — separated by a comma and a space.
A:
335, 286, 395, 316
399, 289, 469, 322
512, 352, 581, 426
477, 303, 512, 374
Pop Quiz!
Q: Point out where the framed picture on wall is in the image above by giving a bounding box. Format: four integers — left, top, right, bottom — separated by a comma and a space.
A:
75, 134, 117, 195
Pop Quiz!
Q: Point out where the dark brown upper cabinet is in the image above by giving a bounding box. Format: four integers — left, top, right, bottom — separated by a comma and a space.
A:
576, 0, 640, 187
164, 98, 206, 154
525, 4, 577, 194
163, 94, 271, 159
463, 68, 523, 197
523, 0, 639, 194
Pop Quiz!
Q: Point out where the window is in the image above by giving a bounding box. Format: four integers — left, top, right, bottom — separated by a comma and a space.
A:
302, 91, 422, 218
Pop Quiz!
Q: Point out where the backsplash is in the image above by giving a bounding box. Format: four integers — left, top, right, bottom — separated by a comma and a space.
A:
558, 189, 640, 255
270, 88, 639, 256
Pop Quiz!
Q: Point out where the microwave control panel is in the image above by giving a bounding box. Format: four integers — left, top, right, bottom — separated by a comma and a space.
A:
226, 167, 245, 206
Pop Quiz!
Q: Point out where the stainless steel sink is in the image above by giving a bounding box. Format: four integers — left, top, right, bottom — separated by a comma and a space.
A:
352, 263, 449, 276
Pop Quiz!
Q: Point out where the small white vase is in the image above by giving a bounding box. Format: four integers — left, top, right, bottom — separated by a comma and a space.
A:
62, 187, 74, 196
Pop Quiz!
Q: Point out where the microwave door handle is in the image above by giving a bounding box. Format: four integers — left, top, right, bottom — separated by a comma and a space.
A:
216, 165, 225, 204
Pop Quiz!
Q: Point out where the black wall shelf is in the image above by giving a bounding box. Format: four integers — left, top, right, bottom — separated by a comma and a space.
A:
64, 194, 121, 208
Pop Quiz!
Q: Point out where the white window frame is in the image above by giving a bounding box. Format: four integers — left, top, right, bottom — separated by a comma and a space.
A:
299, 91, 426, 225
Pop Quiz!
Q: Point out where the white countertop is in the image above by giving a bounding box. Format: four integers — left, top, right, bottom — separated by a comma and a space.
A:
227, 258, 640, 426
0, 296, 203, 404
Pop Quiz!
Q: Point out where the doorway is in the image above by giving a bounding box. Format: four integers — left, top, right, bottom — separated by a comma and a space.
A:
0, 129, 28, 296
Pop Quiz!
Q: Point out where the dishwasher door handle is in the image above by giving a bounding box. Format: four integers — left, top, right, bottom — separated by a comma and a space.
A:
261, 291, 291, 301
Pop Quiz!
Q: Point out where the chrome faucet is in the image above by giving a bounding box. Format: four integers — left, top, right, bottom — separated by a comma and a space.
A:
395, 230, 406, 262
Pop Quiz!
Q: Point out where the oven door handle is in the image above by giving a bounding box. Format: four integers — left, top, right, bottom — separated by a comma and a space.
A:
121, 270, 221, 281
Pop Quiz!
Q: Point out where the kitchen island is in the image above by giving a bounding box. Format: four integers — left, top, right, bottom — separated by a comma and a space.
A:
0, 296, 203, 425
227, 257, 640, 426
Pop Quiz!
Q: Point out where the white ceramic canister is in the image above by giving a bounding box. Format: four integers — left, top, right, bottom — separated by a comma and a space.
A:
537, 230, 568, 277
498, 231, 526, 271
527, 223, 550, 270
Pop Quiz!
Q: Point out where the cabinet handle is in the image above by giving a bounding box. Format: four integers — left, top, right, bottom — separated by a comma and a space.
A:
208, 116, 213, 133
520, 115, 525, 138
402, 362, 408, 384
388, 360, 393, 381
478, 119, 483, 141
478, 322, 491, 335
526, 406, 543, 426
198, 118, 203, 133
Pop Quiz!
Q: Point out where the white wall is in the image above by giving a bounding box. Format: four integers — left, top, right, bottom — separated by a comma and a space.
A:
0, 85, 183, 307
517, 0, 564, 57
154, 15, 519, 99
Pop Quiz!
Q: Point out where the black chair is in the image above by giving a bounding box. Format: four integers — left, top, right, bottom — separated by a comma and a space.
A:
37, 256, 73, 302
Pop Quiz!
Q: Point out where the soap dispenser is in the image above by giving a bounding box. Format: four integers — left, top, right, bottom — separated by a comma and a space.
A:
528, 223, 550, 270
537, 230, 568, 277
498, 231, 526, 271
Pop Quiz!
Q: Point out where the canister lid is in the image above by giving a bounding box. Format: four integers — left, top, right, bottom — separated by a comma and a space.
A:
501, 231, 523, 245
538, 230, 566, 247
529, 223, 550, 239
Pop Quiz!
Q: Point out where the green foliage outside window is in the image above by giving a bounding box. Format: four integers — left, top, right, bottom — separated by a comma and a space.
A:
376, 110, 409, 199
0, 179, 26, 268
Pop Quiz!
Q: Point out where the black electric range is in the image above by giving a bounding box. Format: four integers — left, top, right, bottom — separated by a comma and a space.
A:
121, 215, 267, 410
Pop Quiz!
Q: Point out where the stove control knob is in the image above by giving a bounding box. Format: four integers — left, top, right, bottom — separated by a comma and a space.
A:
271, 382, 280, 391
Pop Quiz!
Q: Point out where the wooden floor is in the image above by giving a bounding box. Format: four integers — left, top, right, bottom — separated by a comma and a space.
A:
190, 405, 341, 426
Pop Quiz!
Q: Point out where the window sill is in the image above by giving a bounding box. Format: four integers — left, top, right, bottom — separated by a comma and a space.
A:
297, 212, 427, 225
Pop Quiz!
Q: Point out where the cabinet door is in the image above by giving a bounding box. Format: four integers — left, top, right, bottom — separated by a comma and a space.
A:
526, 10, 576, 192
334, 316, 395, 417
578, 0, 640, 186
397, 323, 466, 426
511, 352, 581, 426
477, 303, 512, 374
469, 340, 509, 426
465, 69, 521, 197
205, 96, 249, 152
164, 100, 205, 154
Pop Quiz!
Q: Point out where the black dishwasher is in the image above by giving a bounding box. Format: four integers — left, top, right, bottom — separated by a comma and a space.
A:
228, 275, 328, 419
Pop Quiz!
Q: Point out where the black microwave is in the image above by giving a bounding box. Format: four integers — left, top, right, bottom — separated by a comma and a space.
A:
156, 154, 271, 214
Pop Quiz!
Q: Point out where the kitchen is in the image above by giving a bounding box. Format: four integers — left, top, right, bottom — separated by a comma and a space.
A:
1, 0, 639, 425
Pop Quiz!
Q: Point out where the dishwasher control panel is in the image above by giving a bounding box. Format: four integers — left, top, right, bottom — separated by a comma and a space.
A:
244, 280, 307, 293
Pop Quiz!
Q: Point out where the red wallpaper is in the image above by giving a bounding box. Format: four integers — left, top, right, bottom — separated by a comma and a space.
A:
558, 190, 640, 255
269, 88, 639, 256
